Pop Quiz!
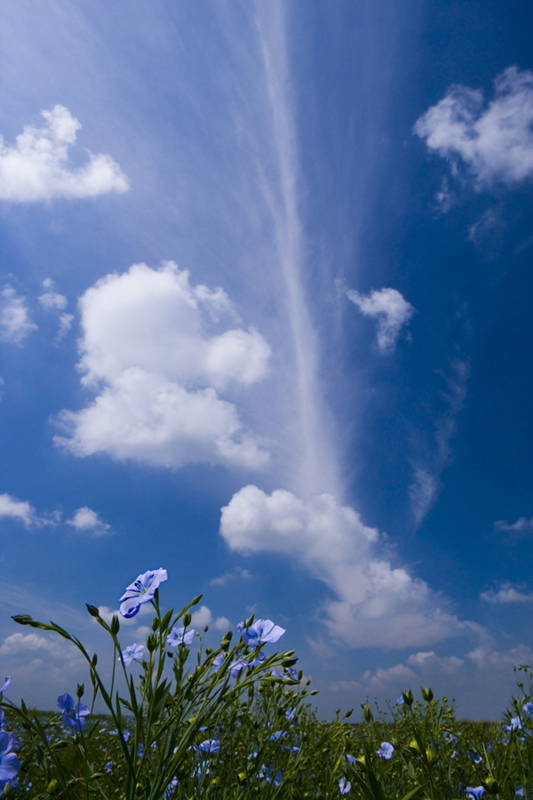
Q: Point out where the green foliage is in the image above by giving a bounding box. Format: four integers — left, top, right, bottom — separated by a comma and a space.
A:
2, 597, 533, 799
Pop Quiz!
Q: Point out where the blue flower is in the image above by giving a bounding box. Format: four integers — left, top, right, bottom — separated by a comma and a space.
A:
266, 766, 282, 786
523, 702, 533, 720
249, 651, 266, 668
119, 568, 168, 618
0, 732, 20, 783
0, 678, 10, 694
376, 742, 394, 760
120, 643, 144, 666
198, 739, 220, 754
503, 717, 522, 732
164, 777, 178, 798
396, 696, 404, 705
465, 788, 485, 799
286, 708, 295, 722
240, 619, 286, 647
167, 627, 195, 647
105, 762, 113, 773
339, 777, 351, 794
212, 653, 225, 669
57, 693, 90, 732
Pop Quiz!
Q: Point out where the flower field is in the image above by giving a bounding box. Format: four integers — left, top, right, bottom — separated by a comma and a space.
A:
1, 571, 532, 799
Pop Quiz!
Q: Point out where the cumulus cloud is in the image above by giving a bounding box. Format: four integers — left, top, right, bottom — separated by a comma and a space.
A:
0, 493, 37, 526
414, 66, 533, 189
0, 105, 129, 202
39, 278, 67, 311
190, 605, 230, 631
346, 287, 414, 353
220, 486, 470, 649
328, 642, 533, 719
0, 286, 37, 343
54, 262, 270, 470
66, 506, 111, 536
480, 583, 533, 604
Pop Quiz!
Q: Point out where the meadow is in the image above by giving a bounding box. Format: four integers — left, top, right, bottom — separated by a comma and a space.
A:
1, 570, 532, 799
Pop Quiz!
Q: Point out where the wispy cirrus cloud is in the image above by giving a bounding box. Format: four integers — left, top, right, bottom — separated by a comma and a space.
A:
0, 105, 129, 202
409, 357, 469, 526
494, 517, 533, 535
415, 66, 533, 192
54, 262, 270, 470
209, 567, 252, 587
346, 287, 415, 353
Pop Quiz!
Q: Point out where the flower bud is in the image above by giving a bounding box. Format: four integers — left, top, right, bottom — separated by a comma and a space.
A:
151, 617, 159, 631
183, 613, 192, 628
361, 702, 373, 722
401, 689, 414, 707
482, 777, 500, 795
344, 708, 354, 719
421, 687, 434, 703
190, 594, 203, 606
111, 615, 120, 635
86, 604, 100, 618
147, 633, 157, 652
76, 683, 84, 699
221, 631, 233, 651
92, 653, 98, 667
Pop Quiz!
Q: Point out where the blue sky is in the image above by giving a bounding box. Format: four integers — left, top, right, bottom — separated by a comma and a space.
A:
1, 0, 533, 720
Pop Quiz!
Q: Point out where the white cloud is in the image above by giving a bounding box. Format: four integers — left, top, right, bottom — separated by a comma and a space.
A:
414, 66, 533, 189
57, 313, 74, 340
0, 105, 129, 202
190, 605, 230, 631
220, 486, 471, 649
409, 358, 469, 526
480, 583, 533, 604
39, 278, 67, 311
209, 567, 252, 587
328, 644, 533, 719
0, 492, 59, 528
494, 517, 533, 534
54, 262, 270, 470
66, 506, 111, 536
346, 287, 414, 353
0, 286, 37, 343
0, 493, 37, 526
0, 632, 57, 655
